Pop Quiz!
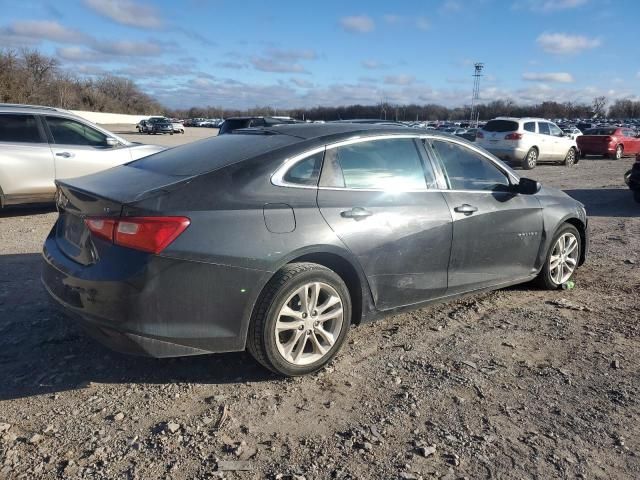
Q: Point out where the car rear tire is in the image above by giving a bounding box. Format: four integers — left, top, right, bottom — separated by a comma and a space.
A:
564, 148, 577, 166
614, 145, 623, 160
247, 262, 351, 376
536, 224, 581, 290
523, 148, 537, 170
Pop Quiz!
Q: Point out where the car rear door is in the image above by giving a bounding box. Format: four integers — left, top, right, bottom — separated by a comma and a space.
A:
44, 116, 131, 180
0, 113, 55, 202
425, 137, 543, 293
317, 136, 453, 310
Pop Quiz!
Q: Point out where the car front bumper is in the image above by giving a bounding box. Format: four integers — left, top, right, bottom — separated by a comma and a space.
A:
41, 230, 268, 358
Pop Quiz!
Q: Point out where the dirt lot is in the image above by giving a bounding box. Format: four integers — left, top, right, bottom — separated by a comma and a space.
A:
0, 131, 638, 479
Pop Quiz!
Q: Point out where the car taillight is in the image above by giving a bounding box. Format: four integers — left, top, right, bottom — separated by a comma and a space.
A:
505, 132, 523, 140
85, 216, 190, 254
476, 131, 484, 139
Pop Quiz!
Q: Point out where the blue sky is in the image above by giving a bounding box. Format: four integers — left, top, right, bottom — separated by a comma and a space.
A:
0, 0, 638, 109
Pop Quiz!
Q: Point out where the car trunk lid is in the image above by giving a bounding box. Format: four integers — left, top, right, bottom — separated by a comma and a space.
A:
55, 165, 190, 265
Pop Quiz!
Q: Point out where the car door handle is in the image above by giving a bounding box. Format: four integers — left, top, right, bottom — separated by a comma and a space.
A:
340, 207, 373, 219
55, 152, 74, 158
454, 204, 478, 214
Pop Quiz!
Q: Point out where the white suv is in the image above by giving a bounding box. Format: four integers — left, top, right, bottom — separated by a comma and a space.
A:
476, 117, 579, 170
0, 104, 165, 208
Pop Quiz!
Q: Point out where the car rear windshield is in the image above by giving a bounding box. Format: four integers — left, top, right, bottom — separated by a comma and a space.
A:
584, 128, 617, 135
128, 133, 298, 176
483, 120, 519, 132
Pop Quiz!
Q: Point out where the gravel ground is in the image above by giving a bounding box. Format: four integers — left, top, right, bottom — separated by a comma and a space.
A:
0, 131, 638, 480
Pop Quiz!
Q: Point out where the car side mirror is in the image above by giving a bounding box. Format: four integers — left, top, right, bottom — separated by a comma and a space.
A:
105, 137, 118, 147
516, 177, 541, 195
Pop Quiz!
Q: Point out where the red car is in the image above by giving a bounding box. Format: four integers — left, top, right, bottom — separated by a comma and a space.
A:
577, 127, 640, 159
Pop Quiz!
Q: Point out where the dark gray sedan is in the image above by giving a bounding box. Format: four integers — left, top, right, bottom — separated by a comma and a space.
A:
42, 124, 588, 376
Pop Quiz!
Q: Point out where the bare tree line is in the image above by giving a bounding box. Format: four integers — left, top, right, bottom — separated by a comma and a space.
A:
2, 48, 638, 121
0, 49, 162, 114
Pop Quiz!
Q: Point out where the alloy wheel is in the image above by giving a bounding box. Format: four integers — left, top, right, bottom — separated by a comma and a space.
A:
549, 233, 579, 285
274, 282, 344, 366
565, 149, 576, 166
615, 145, 623, 160
527, 149, 537, 168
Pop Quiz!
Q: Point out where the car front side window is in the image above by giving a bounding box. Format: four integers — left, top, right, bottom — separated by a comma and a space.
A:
429, 139, 510, 192
46, 117, 108, 146
537, 122, 551, 136
320, 138, 429, 190
549, 124, 563, 137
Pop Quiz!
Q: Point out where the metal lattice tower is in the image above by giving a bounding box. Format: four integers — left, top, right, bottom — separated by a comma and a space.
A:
470, 62, 484, 126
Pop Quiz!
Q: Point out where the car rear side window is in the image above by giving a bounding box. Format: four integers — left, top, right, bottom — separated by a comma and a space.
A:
538, 122, 551, 136
46, 117, 108, 146
321, 138, 428, 190
283, 151, 323, 186
0, 114, 44, 143
430, 140, 510, 191
483, 120, 518, 132
523, 122, 536, 133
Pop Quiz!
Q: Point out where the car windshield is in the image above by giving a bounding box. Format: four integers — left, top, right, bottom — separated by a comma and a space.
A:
483, 120, 518, 132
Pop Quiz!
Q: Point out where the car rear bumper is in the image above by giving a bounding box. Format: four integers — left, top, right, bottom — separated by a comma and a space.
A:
41, 229, 268, 357
480, 145, 528, 162
578, 144, 615, 155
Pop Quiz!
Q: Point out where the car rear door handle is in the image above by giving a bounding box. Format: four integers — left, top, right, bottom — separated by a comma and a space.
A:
454, 204, 478, 214
55, 152, 74, 158
340, 207, 373, 219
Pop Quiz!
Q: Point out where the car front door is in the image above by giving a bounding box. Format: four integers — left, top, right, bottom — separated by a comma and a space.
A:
44, 116, 131, 180
0, 113, 55, 202
425, 138, 544, 294
317, 136, 453, 310
536, 122, 555, 160
549, 123, 570, 159
623, 129, 640, 154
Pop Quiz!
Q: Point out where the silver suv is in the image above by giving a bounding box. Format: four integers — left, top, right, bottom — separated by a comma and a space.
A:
476, 117, 579, 170
0, 104, 165, 207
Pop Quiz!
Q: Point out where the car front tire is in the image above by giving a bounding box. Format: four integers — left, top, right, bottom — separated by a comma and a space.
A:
247, 262, 351, 376
536, 223, 581, 289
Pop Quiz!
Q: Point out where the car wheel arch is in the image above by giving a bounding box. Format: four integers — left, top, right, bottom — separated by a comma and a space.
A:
266, 246, 374, 326
549, 216, 586, 267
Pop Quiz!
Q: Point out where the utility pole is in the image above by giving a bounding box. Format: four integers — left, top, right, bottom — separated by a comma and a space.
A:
470, 62, 484, 127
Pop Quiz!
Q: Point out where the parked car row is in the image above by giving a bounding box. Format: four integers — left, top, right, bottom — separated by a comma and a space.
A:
136, 117, 184, 135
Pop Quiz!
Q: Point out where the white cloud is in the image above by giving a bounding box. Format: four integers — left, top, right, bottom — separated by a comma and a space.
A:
518, 0, 588, 12
416, 17, 430, 30
440, 0, 462, 12
537, 32, 601, 54
250, 57, 307, 74
383, 14, 402, 24
340, 15, 375, 33
384, 75, 415, 86
362, 60, 385, 69
291, 78, 313, 88
0, 20, 87, 44
83, 0, 163, 29
522, 72, 575, 83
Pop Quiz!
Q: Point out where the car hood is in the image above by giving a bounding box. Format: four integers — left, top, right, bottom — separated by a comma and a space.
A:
128, 143, 166, 160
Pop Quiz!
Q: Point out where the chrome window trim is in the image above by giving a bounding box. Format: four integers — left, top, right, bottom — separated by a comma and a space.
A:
271, 133, 520, 192
271, 146, 326, 189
